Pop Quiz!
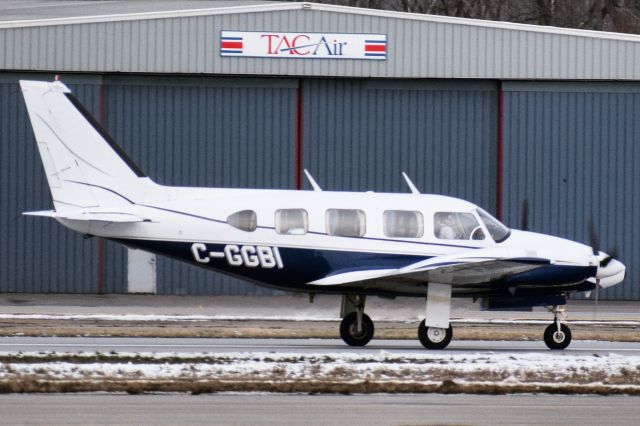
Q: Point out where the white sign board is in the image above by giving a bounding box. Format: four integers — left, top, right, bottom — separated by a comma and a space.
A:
220, 31, 387, 60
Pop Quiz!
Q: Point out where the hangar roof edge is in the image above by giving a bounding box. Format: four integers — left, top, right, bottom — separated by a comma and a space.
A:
2, 1, 640, 43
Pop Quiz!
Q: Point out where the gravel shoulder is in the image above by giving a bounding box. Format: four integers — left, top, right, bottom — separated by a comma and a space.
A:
1, 294, 638, 341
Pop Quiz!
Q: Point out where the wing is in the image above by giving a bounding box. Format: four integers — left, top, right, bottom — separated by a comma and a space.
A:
308, 247, 550, 293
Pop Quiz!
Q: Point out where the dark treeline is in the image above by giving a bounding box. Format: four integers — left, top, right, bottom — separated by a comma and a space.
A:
292, 0, 640, 34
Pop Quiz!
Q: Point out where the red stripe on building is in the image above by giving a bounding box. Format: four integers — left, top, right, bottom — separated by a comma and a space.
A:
221, 41, 243, 49
295, 82, 304, 190
365, 44, 386, 52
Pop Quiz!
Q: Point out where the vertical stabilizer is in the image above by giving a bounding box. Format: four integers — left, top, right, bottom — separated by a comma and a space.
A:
20, 80, 146, 213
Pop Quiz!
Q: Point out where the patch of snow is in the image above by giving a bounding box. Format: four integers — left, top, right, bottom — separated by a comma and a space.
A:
0, 351, 638, 386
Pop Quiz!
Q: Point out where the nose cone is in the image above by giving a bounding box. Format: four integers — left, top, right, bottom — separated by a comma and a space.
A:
597, 256, 626, 288
507, 230, 593, 263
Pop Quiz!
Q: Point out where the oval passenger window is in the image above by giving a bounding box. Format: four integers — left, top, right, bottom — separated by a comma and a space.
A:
227, 210, 257, 232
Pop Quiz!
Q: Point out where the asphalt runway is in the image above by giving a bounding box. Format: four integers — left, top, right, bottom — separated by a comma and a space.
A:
0, 393, 638, 425
1, 336, 639, 355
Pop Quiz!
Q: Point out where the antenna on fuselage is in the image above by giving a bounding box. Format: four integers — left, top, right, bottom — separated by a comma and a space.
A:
401, 172, 420, 194
303, 169, 322, 191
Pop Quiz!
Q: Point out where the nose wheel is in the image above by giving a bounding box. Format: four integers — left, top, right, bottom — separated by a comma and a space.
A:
544, 322, 572, 350
544, 305, 572, 350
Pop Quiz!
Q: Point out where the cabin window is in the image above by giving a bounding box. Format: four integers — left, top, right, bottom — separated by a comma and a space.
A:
325, 209, 366, 237
383, 210, 424, 238
434, 212, 485, 240
227, 210, 257, 232
275, 209, 308, 235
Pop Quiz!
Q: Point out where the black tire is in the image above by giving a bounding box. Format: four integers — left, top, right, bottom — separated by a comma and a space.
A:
418, 320, 453, 350
544, 322, 572, 350
339, 312, 374, 346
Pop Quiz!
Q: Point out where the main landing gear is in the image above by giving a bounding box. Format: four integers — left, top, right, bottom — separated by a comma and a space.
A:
339, 295, 374, 346
543, 305, 572, 350
417, 320, 453, 350
337, 292, 456, 349
417, 283, 454, 350
337, 294, 571, 351
339, 284, 456, 350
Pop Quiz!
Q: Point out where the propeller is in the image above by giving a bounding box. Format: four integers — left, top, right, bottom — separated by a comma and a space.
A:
586, 218, 621, 320
601, 245, 619, 267
587, 218, 619, 267
588, 218, 602, 319
588, 219, 599, 256
520, 199, 529, 231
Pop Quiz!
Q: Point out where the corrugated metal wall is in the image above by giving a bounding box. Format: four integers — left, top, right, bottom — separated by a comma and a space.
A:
3, 73, 638, 299
1, 73, 296, 295
0, 74, 127, 293
502, 82, 640, 300
2, 6, 640, 80
302, 79, 498, 211
103, 76, 296, 295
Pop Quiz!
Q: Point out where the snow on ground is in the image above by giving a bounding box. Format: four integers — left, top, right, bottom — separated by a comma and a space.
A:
1, 351, 639, 386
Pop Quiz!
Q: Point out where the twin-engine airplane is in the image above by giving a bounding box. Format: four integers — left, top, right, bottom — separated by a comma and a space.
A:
20, 80, 626, 350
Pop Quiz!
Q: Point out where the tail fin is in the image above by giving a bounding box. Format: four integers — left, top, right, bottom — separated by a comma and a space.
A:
20, 80, 146, 213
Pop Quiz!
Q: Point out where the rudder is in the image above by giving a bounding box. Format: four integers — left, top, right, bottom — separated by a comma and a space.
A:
20, 80, 146, 213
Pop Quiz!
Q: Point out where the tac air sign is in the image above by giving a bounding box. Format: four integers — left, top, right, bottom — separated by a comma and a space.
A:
220, 31, 387, 60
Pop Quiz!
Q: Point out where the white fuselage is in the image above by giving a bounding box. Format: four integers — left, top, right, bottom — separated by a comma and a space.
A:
58, 181, 623, 296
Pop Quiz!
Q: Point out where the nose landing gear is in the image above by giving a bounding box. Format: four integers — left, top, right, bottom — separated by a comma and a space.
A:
544, 305, 572, 350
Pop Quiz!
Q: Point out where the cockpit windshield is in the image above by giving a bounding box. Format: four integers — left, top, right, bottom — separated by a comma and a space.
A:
476, 208, 511, 242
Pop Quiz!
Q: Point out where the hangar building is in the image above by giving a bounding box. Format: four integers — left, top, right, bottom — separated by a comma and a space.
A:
1, 1, 639, 299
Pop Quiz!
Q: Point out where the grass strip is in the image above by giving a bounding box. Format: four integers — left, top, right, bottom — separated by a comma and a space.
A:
0, 378, 639, 396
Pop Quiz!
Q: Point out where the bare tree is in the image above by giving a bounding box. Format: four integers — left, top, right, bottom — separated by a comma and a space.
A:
290, 0, 640, 34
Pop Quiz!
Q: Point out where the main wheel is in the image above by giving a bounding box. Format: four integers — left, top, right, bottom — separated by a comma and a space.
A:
339, 312, 374, 346
544, 322, 572, 350
418, 320, 453, 350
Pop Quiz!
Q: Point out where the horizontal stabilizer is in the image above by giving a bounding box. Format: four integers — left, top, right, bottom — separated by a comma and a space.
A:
23, 210, 148, 223
23, 210, 57, 218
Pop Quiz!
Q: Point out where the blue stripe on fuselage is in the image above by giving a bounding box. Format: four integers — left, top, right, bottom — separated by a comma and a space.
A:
112, 238, 428, 291
111, 238, 597, 297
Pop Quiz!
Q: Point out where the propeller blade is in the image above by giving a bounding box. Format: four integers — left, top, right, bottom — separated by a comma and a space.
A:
588, 219, 599, 256
520, 199, 529, 231
600, 245, 619, 267
587, 219, 606, 319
